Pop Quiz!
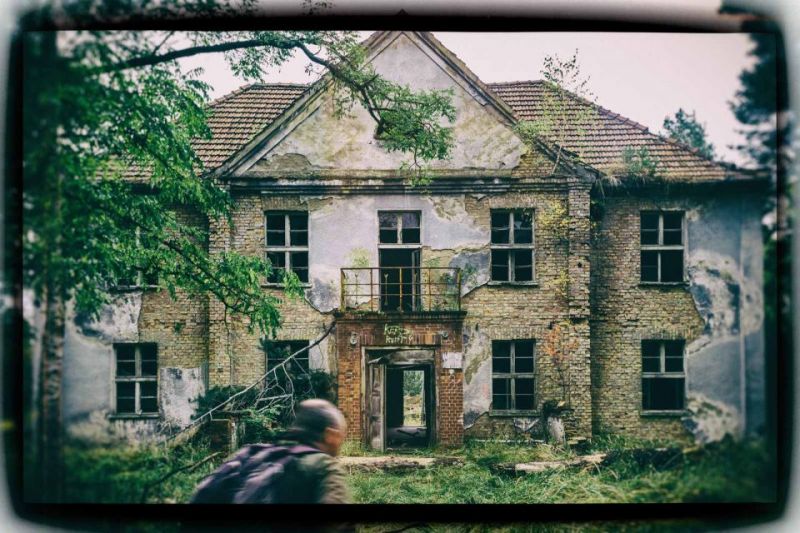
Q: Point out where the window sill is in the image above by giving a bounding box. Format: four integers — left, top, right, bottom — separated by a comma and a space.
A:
487, 281, 539, 287
638, 282, 688, 288
489, 410, 539, 418
261, 283, 312, 289
109, 413, 161, 421
640, 410, 688, 418
111, 285, 159, 293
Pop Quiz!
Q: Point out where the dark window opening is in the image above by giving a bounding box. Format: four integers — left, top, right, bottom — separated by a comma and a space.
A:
640, 211, 684, 283
490, 210, 534, 282
492, 339, 536, 412
114, 343, 158, 415
642, 339, 685, 412
265, 212, 309, 283
265, 340, 310, 373
379, 211, 420, 245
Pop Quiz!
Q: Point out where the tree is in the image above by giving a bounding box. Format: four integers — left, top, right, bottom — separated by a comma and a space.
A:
21, 2, 455, 501
514, 49, 598, 173
662, 108, 716, 160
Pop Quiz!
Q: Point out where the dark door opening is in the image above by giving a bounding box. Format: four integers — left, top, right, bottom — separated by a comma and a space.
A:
379, 248, 421, 312
385, 365, 432, 449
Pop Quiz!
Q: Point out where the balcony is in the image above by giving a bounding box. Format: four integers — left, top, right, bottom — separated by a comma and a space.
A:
340, 267, 462, 313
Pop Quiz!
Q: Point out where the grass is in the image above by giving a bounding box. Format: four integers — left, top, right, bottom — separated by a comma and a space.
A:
50, 433, 775, 505
345, 436, 776, 504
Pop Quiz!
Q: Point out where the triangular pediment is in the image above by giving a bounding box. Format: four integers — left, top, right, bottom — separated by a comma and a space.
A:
230, 32, 538, 177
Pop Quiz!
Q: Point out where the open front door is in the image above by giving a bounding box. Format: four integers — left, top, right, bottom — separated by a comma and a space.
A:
367, 362, 385, 451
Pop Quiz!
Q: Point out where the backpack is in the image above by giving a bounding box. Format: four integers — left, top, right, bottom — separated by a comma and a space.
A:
190, 443, 321, 504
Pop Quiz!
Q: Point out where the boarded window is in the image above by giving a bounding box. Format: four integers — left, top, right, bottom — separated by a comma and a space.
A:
265, 340, 310, 374
114, 343, 158, 415
640, 211, 684, 283
642, 339, 685, 412
490, 210, 534, 282
492, 339, 536, 412
265, 212, 309, 283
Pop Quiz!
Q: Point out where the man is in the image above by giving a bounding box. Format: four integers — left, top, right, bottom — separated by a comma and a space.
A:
190, 398, 351, 505
281, 398, 351, 504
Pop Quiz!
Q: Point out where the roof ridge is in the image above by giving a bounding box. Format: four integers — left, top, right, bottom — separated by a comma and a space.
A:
207, 83, 309, 109
487, 80, 545, 86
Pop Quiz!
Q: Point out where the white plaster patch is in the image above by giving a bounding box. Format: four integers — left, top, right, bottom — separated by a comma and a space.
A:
683, 393, 742, 444
160, 367, 205, 428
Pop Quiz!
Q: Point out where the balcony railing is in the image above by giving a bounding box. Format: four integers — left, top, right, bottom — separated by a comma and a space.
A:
340, 267, 462, 313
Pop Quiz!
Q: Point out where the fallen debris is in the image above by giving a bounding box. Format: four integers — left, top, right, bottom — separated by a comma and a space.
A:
340, 456, 464, 472
493, 453, 606, 475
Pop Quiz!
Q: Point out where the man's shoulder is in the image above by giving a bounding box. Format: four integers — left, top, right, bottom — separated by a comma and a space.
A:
296, 450, 337, 471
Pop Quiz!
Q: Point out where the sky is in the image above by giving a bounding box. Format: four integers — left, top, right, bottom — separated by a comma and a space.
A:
181, 31, 756, 166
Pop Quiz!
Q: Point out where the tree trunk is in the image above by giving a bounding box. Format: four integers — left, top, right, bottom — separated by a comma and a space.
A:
37, 281, 66, 502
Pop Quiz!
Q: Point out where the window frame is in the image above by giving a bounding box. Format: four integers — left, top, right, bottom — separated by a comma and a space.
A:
264, 211, 309, 285
489, 209, 535, 284
112, 343, 159, 418
264, 340, 311, 374
377, 210, 422, 248
641, 339, 686, 414
639, 210, 686, 284
115, 227, 159, 289
490, 339, 537, 415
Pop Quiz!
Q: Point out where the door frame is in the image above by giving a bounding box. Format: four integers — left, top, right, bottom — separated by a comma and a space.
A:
363, 346, 436, 451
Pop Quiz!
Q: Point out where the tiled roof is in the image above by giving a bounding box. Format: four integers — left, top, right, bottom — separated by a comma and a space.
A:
145, 79, 728, 182
488, 81, 727, 181
195, 83, 308, 169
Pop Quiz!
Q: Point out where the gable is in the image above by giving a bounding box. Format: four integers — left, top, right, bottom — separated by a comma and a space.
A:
233, 32, 531, 176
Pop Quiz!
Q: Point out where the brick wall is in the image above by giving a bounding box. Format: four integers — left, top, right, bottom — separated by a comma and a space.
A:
590, 194, 703, 442
334, 314, 465, 447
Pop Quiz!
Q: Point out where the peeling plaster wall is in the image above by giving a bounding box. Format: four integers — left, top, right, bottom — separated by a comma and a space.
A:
590, 192, 766, 444
684, 194, 765, 440
248, 32, 526, 174
34, 290, 209, 444
306, 194, 488, 311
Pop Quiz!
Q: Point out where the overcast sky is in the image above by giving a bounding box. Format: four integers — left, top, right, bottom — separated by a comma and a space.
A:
181, 31, 757, 165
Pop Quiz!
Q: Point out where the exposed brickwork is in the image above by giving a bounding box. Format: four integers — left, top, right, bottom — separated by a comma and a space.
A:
590, 194, 703, 442
334, 314, 465, 447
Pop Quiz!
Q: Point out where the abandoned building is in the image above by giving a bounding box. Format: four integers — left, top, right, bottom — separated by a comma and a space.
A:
36, 31, 768, 449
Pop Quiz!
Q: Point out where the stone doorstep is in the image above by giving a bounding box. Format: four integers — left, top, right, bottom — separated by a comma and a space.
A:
512, 453, 607, 474
339, 456, 464, 472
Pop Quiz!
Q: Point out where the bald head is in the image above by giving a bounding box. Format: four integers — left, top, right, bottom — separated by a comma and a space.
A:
289, 399, 347, 454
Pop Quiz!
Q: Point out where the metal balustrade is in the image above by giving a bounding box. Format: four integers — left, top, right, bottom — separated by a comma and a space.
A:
340, 267, 462, 313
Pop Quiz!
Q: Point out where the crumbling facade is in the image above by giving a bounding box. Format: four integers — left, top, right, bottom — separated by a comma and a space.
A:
40, 32, 768, 448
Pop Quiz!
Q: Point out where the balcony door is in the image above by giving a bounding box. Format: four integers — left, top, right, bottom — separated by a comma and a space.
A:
378, 211, 421, 312
379, 248, 421, 312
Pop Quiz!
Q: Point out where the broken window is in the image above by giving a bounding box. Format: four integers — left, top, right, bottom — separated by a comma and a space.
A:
490, 210, 534, 282
491, 339, 535, 412
640, 211, 684, 283
265, 340, 310, 373
641, 339, 685, 412
265, 212, 309, 283
378, 211, 422, 312
379, 211, 421, 244
114, 343, 158, 415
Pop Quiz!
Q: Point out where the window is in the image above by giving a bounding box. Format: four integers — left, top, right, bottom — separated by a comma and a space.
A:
640, 211, 684, 283
265, 212, 308, 283
490, 210, 534, 282
114, 343, 158, 415
491, 340, 535, 412
117, 227, 158, 288
265, 340, 310, 373
379, 211, 420, 244
642, 339, 685, 412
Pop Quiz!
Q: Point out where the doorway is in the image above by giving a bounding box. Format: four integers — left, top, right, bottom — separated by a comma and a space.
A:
366, 349, 435, 451
386, 366, 431, 448
379, 248, 421, 312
